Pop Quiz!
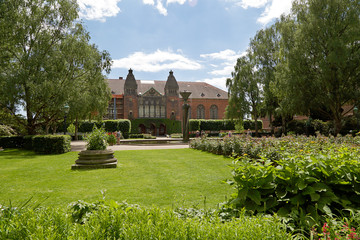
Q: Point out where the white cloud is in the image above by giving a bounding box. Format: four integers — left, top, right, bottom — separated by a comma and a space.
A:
236, 0, 268, 9
77, 0, 121, 22
156, 1, 168, 16
166, 0, 186, 4
257, 0, 293, 24
201, 49, 246, 76
143, 0, 155, 5
228, 0, 293, 25
144, 0, 189, 16
197, 77, 228, 91
112, 49, 202, 72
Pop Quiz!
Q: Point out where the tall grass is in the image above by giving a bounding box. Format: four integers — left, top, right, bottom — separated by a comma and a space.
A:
0, 200, 291, 239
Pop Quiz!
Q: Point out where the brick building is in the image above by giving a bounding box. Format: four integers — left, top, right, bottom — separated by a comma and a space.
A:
106, 69, 228, 134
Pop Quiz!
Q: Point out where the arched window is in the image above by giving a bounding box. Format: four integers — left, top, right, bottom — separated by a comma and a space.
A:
210, 105, 218, 119
197, 105, 205, 119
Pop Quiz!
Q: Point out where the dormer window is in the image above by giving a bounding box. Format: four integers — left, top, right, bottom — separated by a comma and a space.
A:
201, 93, 205, 97
217, 93, 221, 97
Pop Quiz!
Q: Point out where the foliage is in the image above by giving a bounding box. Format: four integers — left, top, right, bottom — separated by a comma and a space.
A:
0, 200, 290, 239
130, 119, 181, 135
67, 124, 75, 135
0, 124, 16, 136
194, 136, 360, 231
274, 0, 360, 136
0, 136, 24, 148
226, 54, 263, 136
106, 133, 117, 145
85, 127, 108, 150
0, 0, 112, 135
32, 135, 71, 154
78, 120, 130, 138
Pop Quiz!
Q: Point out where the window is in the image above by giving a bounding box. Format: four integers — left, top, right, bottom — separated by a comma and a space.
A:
210, 105, 218, 119
197, 105, 205, 119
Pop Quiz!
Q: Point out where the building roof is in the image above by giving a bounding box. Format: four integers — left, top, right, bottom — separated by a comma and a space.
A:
108, 79, 228, 100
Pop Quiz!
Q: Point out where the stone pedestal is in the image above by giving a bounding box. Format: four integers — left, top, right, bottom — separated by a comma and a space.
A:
71, 150, 117, 170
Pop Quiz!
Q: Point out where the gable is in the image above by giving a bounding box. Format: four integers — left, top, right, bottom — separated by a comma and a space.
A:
142, 87, 162, 97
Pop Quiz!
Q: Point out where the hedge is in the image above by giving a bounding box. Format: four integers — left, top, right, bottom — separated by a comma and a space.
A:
0, 135, 71, 154
188, 119, 260, 132
130, 119, 181, 134
77, 120, 131, 138
32, 135, 71, 154
0, 136, 24, 148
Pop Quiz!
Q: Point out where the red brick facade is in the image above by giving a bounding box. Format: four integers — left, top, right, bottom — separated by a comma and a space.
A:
106, 70, 229, 134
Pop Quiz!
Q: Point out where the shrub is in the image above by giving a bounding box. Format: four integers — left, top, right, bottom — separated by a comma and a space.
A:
106, 134, 117, 145
0, 136, 24, 148
130, 119, 180, 135
78, 121, 95, 133
129, 134, 144, 139
189, 120, 200, 131
85, 127, 108, 150
32, 135, 71, 154
0, 124, 16, 136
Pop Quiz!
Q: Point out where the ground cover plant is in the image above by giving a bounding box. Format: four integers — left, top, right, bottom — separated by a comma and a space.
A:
0, 149, 232, 208
0, 200, 290, 239
191, 135, 360, 235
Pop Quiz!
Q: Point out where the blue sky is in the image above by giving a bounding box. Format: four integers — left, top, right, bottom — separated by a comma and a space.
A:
78, 0, 293, 91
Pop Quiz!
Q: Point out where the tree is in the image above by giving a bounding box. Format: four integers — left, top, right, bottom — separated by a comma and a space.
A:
0, 0, 112, 135
226, 54, 263, 136
249, 25, 280, 135
277, 0, 360, 135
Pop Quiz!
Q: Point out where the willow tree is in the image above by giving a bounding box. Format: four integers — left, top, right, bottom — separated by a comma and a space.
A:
0, 0, 111, 135
277, 0, 360, 136
226, 54, 263, 136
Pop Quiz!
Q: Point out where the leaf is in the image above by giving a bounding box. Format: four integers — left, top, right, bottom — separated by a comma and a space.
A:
310, 193, 320, 202
312, 182, 329, 192
277, 206, 290, 217
298, 179, 307, 190
302, 186, 315, 196
248, 189, 262, 205
275, 187, 287, 199
237, 188, 248, 201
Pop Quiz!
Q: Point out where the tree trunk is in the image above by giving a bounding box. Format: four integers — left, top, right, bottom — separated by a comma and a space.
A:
269, 113, 274, 136
281, 115, 286, 136
75, 117, 79, 141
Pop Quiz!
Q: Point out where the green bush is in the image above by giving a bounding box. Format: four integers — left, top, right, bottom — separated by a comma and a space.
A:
85, 127, 108, 150
23, 135, 34, 150
0, 136, 24, 148
130, 119, 181, 135
189, 120, 201, 131
117, 120, 131, 139
106, 134, 117, 145
32, 135, 71, 154
129, 134, 144, 139
78, 121, 95, 133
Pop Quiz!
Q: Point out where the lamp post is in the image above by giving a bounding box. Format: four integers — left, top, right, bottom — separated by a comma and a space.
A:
354, 106, 359, 134
180, 91, 192, 143
63, 104, 70, 135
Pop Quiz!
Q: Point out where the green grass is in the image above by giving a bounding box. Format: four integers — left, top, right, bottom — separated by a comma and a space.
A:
0, 149, 233, 208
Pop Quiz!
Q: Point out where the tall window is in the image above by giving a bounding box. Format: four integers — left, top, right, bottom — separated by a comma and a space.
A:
197, 105, 205, 119
210, 105, 218, 119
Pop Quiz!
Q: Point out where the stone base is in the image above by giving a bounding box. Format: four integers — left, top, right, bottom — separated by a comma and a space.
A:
71, 149, 118, 170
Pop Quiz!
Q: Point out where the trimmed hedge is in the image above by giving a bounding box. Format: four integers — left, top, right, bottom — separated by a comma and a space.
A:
0, 136, 24, 148
189, 119, 260, 132
77, 120, 131, 139
130, 119, 181, 135
32, 135, 71, 154
0, 135, 71, 154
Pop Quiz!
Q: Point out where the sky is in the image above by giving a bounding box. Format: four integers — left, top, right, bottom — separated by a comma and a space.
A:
77, 0, 294, 91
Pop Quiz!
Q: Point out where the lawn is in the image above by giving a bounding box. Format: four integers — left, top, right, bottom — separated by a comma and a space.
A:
0, 148, 233, 208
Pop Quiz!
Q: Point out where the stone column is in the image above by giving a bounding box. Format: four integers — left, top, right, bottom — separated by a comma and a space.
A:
180, 91, 191, 143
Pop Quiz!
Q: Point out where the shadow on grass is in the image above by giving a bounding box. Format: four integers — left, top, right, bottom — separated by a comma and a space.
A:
0, 149, 37, 159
